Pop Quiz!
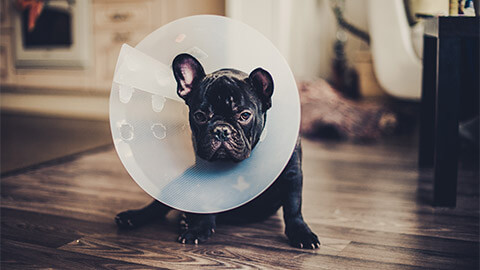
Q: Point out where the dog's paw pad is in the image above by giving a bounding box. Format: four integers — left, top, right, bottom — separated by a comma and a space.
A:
286, 224, 320, 249
115, 210, 141, 229
290, 232, 320, 249
177, 226, 214, 245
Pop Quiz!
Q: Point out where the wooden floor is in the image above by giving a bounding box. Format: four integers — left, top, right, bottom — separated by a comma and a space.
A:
1, 113, 112, 174
1, 135, 479, 269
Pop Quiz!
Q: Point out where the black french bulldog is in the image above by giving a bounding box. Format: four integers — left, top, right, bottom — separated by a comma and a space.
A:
115, 53, 319, 249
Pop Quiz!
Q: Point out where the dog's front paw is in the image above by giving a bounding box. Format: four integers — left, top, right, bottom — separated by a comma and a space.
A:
178, 227, 215, 245
115, 210, 148, 229
177, 214, 216, 244
285, 222, 320, 249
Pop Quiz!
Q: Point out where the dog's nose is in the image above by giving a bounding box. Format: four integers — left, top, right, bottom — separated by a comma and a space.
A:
213, 125, 232, 141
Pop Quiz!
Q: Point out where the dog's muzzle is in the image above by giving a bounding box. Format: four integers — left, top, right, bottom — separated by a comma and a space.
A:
213, 125, 232, 141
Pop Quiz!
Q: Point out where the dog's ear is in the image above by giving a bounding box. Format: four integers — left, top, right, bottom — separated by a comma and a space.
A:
172, 54, 206, 101
249, 68, 274, 111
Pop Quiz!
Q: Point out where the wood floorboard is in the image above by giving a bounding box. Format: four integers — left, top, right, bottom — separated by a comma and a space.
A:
1, 136, 478, 269
1, 239, 158, 270
339, 241, 477, 269
0, 113, 112, 174
316, 224, 479, 257
0, 207, 115, 248
58, 234, 431, 270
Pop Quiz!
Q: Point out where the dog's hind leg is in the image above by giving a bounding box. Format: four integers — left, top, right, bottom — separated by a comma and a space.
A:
115, 200, 171, 229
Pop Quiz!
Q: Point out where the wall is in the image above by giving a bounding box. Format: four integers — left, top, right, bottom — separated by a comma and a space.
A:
227, 0, 370, 81
226, 0, 449, 98
0, 0, 225, 120
2, 0, 450, 120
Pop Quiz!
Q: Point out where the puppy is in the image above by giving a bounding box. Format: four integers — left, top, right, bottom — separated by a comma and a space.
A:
115, 54, 319, 249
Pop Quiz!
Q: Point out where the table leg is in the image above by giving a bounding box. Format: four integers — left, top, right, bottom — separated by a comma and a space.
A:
419, 35, 437, 168
433, 37, 461, 207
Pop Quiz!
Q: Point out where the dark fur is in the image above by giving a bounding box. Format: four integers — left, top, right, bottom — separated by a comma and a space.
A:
115, 54, 319, 249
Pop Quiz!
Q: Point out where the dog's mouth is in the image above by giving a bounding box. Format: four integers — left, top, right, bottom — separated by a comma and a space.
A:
197, 139, 250, 162
212, 141, 250, 162
211, 146, 229, 160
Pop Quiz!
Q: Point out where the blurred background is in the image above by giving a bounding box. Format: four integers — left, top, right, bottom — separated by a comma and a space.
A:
0, 0, 461, 174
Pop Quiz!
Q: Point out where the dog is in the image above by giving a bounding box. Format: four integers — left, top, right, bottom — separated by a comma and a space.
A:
115, 53, 320, 249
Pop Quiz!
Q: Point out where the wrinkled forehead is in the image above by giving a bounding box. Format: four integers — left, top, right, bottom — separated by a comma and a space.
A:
200, 76, 257, 114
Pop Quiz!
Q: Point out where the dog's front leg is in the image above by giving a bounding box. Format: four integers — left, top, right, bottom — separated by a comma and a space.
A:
178, 213, 216, 244
280, 141, 320, 249
115, 200, 171, 229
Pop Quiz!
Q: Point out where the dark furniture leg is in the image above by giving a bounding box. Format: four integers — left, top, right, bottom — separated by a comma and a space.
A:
419, 35, 437, 168
433, 37, 461, 207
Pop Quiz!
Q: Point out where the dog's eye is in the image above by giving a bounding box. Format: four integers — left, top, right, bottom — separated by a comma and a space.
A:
239, 111, 251, 122
193, 111, 208, 123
